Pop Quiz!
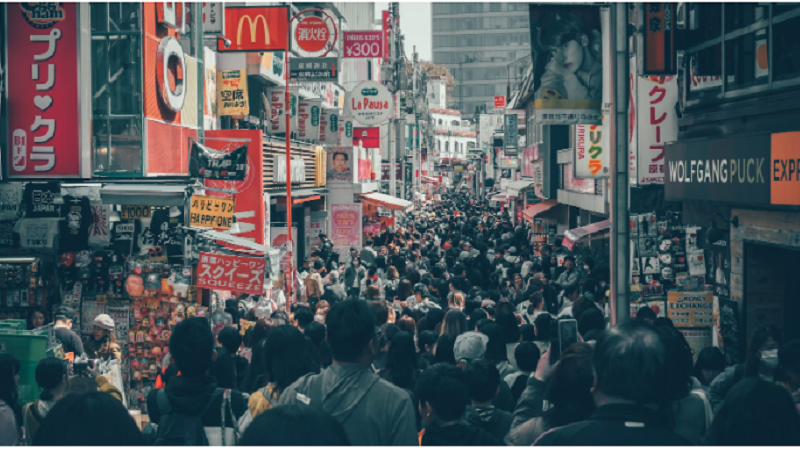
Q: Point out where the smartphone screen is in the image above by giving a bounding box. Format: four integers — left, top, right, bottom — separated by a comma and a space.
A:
558, 319, 579, 357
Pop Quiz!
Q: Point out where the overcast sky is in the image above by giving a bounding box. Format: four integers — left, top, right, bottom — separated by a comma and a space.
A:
374, 2, 432, 62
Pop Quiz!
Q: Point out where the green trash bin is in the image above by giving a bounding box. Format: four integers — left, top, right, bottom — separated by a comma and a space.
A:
0, 329, 49, 406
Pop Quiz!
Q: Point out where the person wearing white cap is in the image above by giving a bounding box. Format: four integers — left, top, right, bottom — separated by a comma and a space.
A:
83, 314, 121, 362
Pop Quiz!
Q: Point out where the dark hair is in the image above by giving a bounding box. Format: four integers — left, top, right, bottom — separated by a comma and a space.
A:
478, 322, 508, 364
745, 325, 783, 377
397, 279, 413, 300
380, 332, 418, 390
519, 324, 536, 342
468, 308, 488, 330
780, 339, 800, 373
294, 307, 314, 329
332, 151, 349, 162
514, 341, 541, 373
693, 347, 725, 386
370, 301, 389, 326
564, 285, 579, 298
657, 326, 693, 403
27, 305, 49, 330
418, 330, 439, 353
32, 392, 144, 446
241, 321, 275, 393
326, 300, 376, 363
169, 317, 215, 376
441, 309, 467, 337
270, 310, 290, 326
240, 404, 349, 446
578, 307, 605, 338
544, 342, 595, 428
652, 317, 674, 328
212, 346, 237, 389
217, 326, 243, 355
263, 325, 319, 392
396, 316, 416, 336
705, 378, 800, 446
533, 313, 553, 342
35, 357, 66, 401
593, 320, 669, 404
635, 306, 657, 323
304, 321, 326, 348
0, 353, 21, 426
496, 310, 521, 344
434, 334, 457, 365
425, 308, 445, 331
466, 358, 501, 403
415, 363, 469, 422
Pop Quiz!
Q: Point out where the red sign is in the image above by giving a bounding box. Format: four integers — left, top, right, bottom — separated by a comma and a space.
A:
343, 31, 384, 58
353, 127, 380, 148
295, 16, 329, 52
358, 159, 372, 181
382, 10, 391, 63
641, 3, 677, 75
204, 130, 265, 251
494, 96, 506, 109
218, 6, 289, 52
197, 252, 266, 294
6, 3, 81, 178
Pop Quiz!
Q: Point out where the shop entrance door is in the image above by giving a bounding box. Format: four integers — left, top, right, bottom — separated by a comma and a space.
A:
744, 244, 800, 342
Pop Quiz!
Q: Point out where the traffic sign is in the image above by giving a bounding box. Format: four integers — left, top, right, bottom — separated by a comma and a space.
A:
494, 96, 506, 109
343, 31, 384, 58
289, 57, 339, 82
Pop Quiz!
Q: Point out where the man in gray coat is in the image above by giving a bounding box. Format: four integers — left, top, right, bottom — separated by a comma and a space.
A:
277, 300, 418, 446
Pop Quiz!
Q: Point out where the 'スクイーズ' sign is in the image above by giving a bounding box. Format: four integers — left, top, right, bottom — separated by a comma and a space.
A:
196, 252, 266, 294
189, 195, 236, 229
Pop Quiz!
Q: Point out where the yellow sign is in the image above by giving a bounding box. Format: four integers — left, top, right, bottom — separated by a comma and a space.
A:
121, 206, 151, 220
667, 291, 714, 327
217, 69, 249, 116
189, 195, 236, 229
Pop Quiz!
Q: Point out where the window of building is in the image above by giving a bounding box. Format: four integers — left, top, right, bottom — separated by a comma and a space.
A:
685, 4, 800, 107
91, 3, 143, 176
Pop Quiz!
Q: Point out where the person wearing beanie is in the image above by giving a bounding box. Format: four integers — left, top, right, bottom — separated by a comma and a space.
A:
83, 314, 122, 362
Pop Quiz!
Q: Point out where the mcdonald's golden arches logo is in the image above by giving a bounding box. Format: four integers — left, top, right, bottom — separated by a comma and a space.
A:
218, 6, 288, 52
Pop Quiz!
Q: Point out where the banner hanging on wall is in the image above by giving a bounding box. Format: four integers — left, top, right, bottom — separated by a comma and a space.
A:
637, 75, 678, 185
297, 99, 322, 142
529, 5, 605, 125
331, 204, 361, 256
189, 141, 247, 180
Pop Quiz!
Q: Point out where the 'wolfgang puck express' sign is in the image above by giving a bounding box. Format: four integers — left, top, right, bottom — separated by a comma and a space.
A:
664, 132, 800, 206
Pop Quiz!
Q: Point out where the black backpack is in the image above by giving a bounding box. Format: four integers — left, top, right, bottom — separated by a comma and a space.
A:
153, 388, 223, 446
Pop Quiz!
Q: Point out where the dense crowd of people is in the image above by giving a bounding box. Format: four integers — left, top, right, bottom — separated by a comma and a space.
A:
2, 190, 800, 446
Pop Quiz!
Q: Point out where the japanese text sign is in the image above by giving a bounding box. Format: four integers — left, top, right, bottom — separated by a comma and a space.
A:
6, 3, 81, 178
575, 124, 610, 178
494, 96, 506, 109
189, 195, 236, 229
639, 3, 677, 76
295, 16, 329, 53
343, 31, 384, 58
217, 70, 249, 116
203, 3, 225, 35
297, 99, 322, 142
637, 75, 678, 184
667, 291, 713, 327
504, 114, 518, 156
331, 204, 360, 255
197, 252, 266, 294
217, 6, 289, 52
289, 57, 338, 82
353, 127, 380, 149
382, 10, 391, 62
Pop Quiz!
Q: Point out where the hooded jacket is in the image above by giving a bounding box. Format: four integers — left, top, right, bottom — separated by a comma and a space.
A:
463, 405, 513, 442
146, 375, 247, 429
419, 422, 503, 446
276, 364, 417, 446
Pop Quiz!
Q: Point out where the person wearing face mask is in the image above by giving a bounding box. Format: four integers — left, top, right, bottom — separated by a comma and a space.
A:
709, 324, 783, 414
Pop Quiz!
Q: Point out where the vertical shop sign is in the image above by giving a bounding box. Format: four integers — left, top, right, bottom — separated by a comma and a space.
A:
574, 124, 610, 178
319, 108, 340, 145
331, 204, 361, 256
266, 87, 298, 134
270, 226, 297, 274
204, 47, 218, 130
638, 3, 677, 76
382, 10, 391, 63
629, 56, 639, 185
297, 99, 322, 142
218, 70, 249, 116
637, 75, 677, 184
504, 114, 518, 157
202, 3, 225, 34
339, 115, 354, 147
6, 3, 81, 178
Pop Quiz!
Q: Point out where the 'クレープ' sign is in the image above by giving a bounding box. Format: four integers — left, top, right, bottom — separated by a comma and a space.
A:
189, 195, 236, 229
196, 252, 266, 295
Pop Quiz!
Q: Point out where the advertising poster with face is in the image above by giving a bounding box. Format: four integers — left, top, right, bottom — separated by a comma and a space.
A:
639, 236, 657, 257
529, 5, 605, 125
326, 147, 354, 185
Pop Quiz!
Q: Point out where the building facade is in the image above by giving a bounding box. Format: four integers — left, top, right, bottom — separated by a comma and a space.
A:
430, 2, 531, 120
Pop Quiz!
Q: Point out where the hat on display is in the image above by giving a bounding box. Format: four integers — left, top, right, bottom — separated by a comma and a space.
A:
93, 314, 115, 331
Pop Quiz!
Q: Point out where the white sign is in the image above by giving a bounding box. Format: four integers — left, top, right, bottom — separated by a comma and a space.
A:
320, 108, 340, 145
629, 55, 638, 186
637, 76, 678, 185
266, 86, 298, 134
297, 99, 322, 142
273, 155, 306, 183
339, 115, 354, 147
202, 3, 224, 34
345, 80, 393, 126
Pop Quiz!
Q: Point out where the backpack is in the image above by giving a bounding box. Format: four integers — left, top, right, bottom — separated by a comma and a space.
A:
153, 388, 233, 446
511, 375, 528, 406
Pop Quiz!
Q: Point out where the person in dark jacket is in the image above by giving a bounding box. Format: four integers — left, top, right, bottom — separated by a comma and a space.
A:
146, 318, 247, 445
416, 363, 503, 446
464, 359, 513, 442
533, 321, 689, 446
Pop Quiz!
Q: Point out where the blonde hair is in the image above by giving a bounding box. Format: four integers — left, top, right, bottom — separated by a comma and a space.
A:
387, 266, 399, 280
449, 292, 465, 309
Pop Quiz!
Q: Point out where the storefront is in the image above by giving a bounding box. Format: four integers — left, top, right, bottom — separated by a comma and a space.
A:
358, 192, 413, 238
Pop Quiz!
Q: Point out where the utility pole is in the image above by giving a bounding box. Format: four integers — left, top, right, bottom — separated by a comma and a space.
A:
388, 2, 399, 199
609, 4, 630, 325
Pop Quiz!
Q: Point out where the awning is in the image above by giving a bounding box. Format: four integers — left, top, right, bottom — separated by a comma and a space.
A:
491, 193, 513, 203
504, 179, 536, 194
562, 219, 611, 251
523, 199, 559, 221
183, 226, 272, 256
422, 176, 440, 184
359, 192, 414, 212
100, 184, 188, 206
